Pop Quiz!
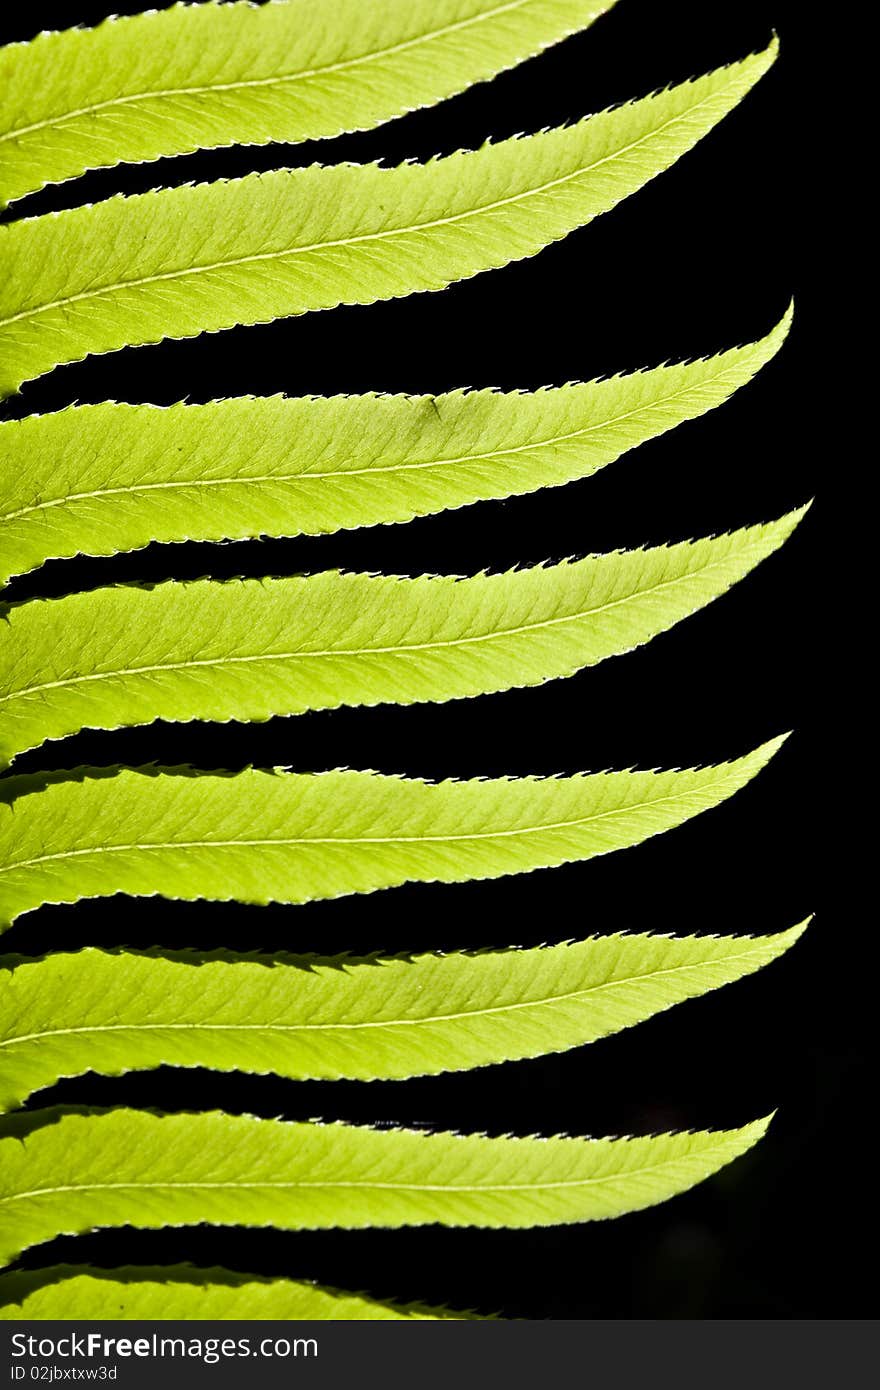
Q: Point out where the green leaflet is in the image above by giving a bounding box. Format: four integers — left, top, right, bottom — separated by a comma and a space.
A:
0, 1108, 772, 1265
0, 310, 790, 585
0, 0, 616, 207
0, 511, 803, 765
0, 1265, 474, 1321
0, 925, 807, 1112
0, 741, 783, 930
0, 44, 776, 397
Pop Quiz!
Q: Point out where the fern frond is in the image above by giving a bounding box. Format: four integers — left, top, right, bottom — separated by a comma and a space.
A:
0, 310, 790, 584
0, 513, 803, 765
0, 44, 776, 397
0, 0, 616, 207
0, 1264, 475, 1321
0, 0, 801, 1318
0, 1108, 772, 1265
0, 925, 807, 1112
0, 742, 783, 930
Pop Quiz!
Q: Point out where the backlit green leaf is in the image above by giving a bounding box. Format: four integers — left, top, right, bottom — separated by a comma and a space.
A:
0, 511, 803, 765
0, 1264, 474, 1320
0, 740, 784, 931
0, 309, 790, 585
0, 924, 807, 1112
0, 1108, 772, 1265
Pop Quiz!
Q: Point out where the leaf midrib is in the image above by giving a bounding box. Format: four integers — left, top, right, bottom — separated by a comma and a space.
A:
1, 1142, 733, 1206
0, 0, 544, 146
0, 942, 772, 1048
0, 81, 732, 332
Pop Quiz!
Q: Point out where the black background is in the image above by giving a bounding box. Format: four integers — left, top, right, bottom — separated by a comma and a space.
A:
0, 0, 845, 1318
